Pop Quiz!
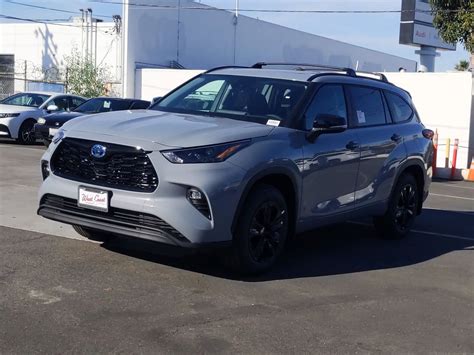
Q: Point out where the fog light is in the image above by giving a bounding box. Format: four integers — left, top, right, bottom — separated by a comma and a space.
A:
187, 187, 211, 219
41, 160, 50, 180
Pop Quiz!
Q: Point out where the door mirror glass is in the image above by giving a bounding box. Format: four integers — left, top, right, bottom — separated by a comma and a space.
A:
46, 104, 58, 112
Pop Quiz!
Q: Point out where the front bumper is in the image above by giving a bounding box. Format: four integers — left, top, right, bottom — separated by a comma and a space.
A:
34, 123, 54, 141
0, 124, 11, 138
38, 142, 247, 246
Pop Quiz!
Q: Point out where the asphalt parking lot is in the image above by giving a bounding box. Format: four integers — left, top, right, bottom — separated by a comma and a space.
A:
1, 140, 473, 353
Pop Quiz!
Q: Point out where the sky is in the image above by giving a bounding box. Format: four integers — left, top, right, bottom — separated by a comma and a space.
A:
0, 0, 470, 71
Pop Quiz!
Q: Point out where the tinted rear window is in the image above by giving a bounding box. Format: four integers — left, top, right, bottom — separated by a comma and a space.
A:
385, 91, 413, 123
348, 86, 386, 127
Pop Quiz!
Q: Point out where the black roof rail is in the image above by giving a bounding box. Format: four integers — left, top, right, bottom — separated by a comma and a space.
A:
204, 65, 249, 74
252, 62, 356, 76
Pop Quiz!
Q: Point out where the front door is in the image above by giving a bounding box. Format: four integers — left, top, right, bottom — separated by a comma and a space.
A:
300, 84, 360, 229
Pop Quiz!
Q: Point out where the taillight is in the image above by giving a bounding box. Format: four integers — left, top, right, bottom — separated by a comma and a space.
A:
422, 129, 434, 140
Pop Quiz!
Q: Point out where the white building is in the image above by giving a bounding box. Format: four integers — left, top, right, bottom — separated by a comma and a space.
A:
0, 0, 417, 98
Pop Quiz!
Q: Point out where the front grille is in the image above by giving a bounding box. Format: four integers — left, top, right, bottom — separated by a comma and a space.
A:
40, 194, 189, 243
51, 138, 158, 192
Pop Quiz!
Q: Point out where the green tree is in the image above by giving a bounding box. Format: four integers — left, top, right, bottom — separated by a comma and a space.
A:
454, 59, 470, 71
64, 48, 110, 98
430, 0, 474, 53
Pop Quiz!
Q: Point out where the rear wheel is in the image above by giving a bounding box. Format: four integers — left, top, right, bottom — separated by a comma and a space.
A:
374, 174, 419, 239
229, 184, 289, 275
16, 119, 37, 145
72, 225, 114, 242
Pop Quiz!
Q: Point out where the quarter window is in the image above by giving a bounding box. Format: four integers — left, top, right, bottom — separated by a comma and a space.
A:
304, 85, 347, 130
348, 86, 386, 127
385, 91, 413, 123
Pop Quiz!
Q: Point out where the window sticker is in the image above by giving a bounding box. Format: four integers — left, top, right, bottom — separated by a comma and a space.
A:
356, 110, 366, 123
103, 101, 111, 109
266, 119, 280, 127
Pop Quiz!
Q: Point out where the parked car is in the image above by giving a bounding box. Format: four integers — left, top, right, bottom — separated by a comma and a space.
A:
37, 63, 433, 274
0, 92, 86, 144
34, 97, 151, 146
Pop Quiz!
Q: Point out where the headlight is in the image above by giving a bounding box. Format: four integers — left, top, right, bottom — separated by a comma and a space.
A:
52, 129, 65, 144
37, 117, 46, 125
0, 113, 20, 118
161, 140, 250, 164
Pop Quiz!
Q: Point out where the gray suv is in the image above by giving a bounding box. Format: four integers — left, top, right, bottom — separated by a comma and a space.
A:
38, 63, 433, 274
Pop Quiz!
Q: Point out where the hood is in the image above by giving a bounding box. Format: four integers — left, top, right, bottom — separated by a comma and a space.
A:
44, 111, 84, 125
64, 110, 275, 148
0, 104, 39, 114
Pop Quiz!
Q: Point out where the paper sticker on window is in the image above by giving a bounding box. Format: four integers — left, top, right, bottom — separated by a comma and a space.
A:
266, 119, 280, 127
103, 101, 111, 109
356, 110, 366, 123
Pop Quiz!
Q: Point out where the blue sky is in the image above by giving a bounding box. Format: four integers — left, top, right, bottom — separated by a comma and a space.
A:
1, 0, 470, 71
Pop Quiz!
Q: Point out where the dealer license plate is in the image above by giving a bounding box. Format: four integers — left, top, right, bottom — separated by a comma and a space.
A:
78, 187, 109, 212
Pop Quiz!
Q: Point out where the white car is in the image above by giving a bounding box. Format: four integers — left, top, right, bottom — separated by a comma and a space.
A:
0, 92, 86, 144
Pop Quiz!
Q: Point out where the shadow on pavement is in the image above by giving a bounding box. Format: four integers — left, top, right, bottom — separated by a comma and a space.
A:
0, 139, 44, 147
101, 208, 473, 281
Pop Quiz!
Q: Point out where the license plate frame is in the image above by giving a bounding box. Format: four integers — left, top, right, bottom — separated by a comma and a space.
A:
77, 186, 110, 212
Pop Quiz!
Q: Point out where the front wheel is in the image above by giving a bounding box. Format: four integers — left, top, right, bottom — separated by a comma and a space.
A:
229, 184, 289, 275
16, 119, 37, 145
72, 225, 114, 242
374, 174, 419, 239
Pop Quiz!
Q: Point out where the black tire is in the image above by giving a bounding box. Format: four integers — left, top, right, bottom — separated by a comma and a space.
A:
374, 174, 419, 239
72, 225, 114, 242
16, 119, 37, 145
229, 184, 289, 275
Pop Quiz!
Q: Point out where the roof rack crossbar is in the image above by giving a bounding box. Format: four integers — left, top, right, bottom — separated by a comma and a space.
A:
252, 62, 356, 76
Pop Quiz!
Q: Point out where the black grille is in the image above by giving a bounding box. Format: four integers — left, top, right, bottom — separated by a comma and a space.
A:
40, 194, 188, 243
51, 138, 158, 192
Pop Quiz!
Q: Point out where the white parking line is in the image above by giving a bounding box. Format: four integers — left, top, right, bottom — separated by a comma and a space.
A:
348, 221, 474, 242
432, 183, 474, 191
429, 193, 474, 201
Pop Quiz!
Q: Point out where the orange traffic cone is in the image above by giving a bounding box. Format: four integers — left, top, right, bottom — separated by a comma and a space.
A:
467, 158, 474, 181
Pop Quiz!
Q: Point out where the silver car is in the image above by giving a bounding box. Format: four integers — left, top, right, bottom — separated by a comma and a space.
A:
0, 91, 85, 144
38, 64, 433, 274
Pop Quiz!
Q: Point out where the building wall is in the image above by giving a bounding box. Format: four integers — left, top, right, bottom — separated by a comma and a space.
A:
123, 0, 417, 97
0, 21, 121, 92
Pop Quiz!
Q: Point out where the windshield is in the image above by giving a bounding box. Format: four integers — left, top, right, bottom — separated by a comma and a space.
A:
1, 93, 51, 107
75, 98, 131, 113
150, 74, 308, 124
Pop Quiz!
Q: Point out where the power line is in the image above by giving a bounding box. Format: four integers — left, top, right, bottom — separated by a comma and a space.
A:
88, 0, 474, 14
5, 0, 114, 19
0, 14, 81, 27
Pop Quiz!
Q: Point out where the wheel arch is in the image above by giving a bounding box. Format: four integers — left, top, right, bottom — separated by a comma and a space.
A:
231, 167, 300, 238
14, 117, 36, 139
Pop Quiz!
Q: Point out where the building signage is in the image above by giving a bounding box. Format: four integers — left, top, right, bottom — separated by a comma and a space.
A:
399, 0, 456, 51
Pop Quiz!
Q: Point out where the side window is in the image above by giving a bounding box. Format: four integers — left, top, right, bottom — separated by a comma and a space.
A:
348, 86, 386, 127
50, 97, 69, 111
70, 97, 85, 110
385, 91, 413, 123
304, 85, 347, 130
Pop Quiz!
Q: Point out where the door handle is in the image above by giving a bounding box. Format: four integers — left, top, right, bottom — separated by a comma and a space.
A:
346, 141, 360, 150
391, 134, 402, 142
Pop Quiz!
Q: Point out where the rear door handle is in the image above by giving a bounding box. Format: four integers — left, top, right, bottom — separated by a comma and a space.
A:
391, 134, 402, 142
346, 141, 360, 150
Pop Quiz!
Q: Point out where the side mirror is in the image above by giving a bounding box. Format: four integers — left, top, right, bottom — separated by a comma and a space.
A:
307, 114, 347, 141
151, 96, 162, 105
46, 104, 59, 112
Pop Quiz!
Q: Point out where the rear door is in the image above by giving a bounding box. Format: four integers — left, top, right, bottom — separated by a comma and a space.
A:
347, 85, 407, 212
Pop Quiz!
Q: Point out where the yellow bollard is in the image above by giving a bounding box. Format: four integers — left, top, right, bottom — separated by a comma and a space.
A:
445, 138, 451, 168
